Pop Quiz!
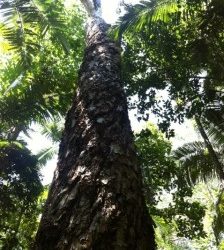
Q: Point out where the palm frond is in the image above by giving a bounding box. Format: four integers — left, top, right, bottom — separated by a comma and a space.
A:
0, 24, 13, 52
40, 117, 63, 143
213, 188, 224, 244
173, 141, 206, 162
36, 146, 57, 167
173, 141, 219, 185
206, 123, 224, 150
0, 140, 23, 149
114, 0, 211, 40
114, 0, 179, 39
1, 0, 41, 65
0, 0, 71, 64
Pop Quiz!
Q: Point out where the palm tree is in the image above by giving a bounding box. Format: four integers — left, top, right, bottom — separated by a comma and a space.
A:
195, 116, 224, 180
33, 0, 155, 249
173, 121, 224, 244
0, 0, 85, 139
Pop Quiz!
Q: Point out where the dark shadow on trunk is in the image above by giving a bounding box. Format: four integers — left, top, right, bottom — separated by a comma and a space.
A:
34, 10, 155, 250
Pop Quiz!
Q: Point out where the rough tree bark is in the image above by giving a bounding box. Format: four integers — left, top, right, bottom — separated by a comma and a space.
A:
34, 1, 155, 249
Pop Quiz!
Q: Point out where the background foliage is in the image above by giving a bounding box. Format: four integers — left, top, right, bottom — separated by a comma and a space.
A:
0, 0, 224, 249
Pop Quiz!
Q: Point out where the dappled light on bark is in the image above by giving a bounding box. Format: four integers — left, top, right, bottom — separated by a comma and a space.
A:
34, 1, 155, 249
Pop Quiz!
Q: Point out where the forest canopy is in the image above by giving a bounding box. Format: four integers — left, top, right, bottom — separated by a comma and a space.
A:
0, 0, 224, 249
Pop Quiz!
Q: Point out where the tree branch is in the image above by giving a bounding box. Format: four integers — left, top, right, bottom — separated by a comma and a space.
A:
80, 0, 101, 17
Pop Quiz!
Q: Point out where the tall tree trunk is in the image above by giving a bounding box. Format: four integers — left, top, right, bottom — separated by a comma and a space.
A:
34, 1, 155, 249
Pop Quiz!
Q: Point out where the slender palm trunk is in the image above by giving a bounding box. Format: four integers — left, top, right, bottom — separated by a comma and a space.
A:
196, 116, 224, 246
34, 2, 155, 249
195, 116, 224, 180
